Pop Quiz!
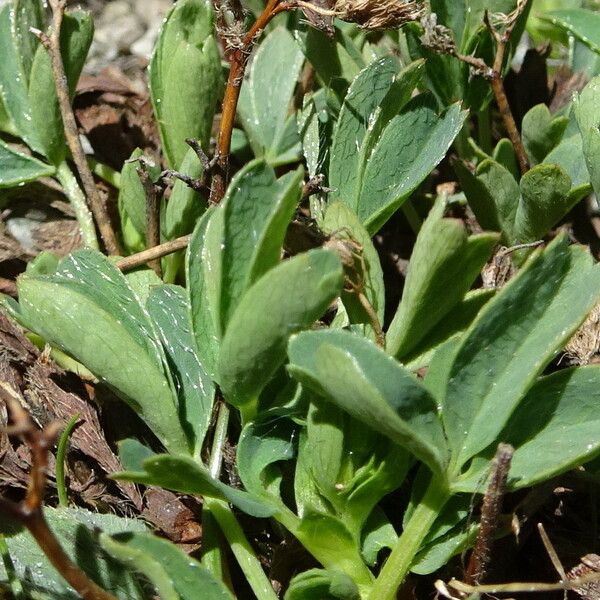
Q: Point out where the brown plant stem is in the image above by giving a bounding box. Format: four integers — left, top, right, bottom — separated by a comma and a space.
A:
137, 164, 162, 277
116, 235, 191, 271
486, 3, 530, 175
0, 383, 118, 600
209, 0, 286, 204
431, 1, 530, 174
464, 443, 514, 585
37, 0, 121, 255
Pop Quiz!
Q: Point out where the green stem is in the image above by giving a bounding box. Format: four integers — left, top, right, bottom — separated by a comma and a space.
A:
401, 199, 422, 235
203, 401, 230, 579
477, 105, 492, 155
89, 158, 122, 189
55, 414, 80, 508
206, 497, 278, 600
204, 401, 277, 600
0, 535, 24, 600
56, 161, 99, 250
368, 478, 449, 600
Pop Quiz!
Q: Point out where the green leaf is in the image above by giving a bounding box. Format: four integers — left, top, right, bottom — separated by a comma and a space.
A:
322, 201, 385, 327
113, 453, 275, 518
237, 416, 296, 502
0, 506, 147, 600
100, 532, 234, 600
358, 97, 467, 233
13, 0, 46, 79
16, 249, 189, 454
521, 104, 569, 166
456, 366, 600, 492
150, 0, 221, 168
300, 400, 409, 534
457, 158, 577, 246
329, 58, 423, 210
404, 289, 495, 370
513, 164, 574, 243
454, 158, 515, 233
238, 27, 304, 162
541, 10, 600, 54
294, 513, 371, 585
298, 26, 365, 93
543, 132, 591, 192
0, 2, 42, 151
360, 508, 398, 567
411, 521, 477, 575
386, 198, 498, 359
162, 146, 206, 241
186, 208, 221, 380
219, 161, 303, 326
285, 569, 360, 600
118, 438, 155, 472
186, 162, 302, 380
0, 138, 54, 187
218, 249, 344, 408
117, 148, 156, 239
288, 329, 448, 476
147, 285, 215, 458
441, 236, 600, 473
28, 10, 94, 164
574, 75, 600, 199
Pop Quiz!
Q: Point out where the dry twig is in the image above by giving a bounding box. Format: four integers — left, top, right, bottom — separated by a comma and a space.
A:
0, 382, 117, 600
136, 162, 163, 277
465, 443, 513, 585
34, 0, 121, 255
421, 0, 530, 174
210, 0, 288, 204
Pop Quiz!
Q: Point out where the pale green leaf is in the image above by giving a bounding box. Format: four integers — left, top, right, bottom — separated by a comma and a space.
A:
0, 138, 54, 187
288, 329, 448, 476
218, 249, 344, 407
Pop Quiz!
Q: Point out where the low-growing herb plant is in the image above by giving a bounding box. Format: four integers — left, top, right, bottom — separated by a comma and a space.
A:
2, 0, 600, 599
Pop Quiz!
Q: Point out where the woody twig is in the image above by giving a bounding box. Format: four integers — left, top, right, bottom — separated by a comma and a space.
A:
421, 0, 530, 174
210, 0, 290, 204
0, 382, 117, 600
34, 0, 121, 255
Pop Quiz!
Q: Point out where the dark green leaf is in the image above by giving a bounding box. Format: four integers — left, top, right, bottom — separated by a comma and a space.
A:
358, 97, 466, 233
441, 236, 600, 473
329, 58, 423, 210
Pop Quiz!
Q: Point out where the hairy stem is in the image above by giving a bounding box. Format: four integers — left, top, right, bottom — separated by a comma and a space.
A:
56, 161, 99, 250
368, 478, 449, 600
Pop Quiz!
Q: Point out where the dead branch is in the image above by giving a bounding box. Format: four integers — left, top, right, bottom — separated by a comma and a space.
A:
0, 382, 118, 600
35, 0, 122, 255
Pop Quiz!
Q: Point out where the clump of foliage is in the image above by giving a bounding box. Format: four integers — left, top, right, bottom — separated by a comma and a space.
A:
2, 0, 600, 599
